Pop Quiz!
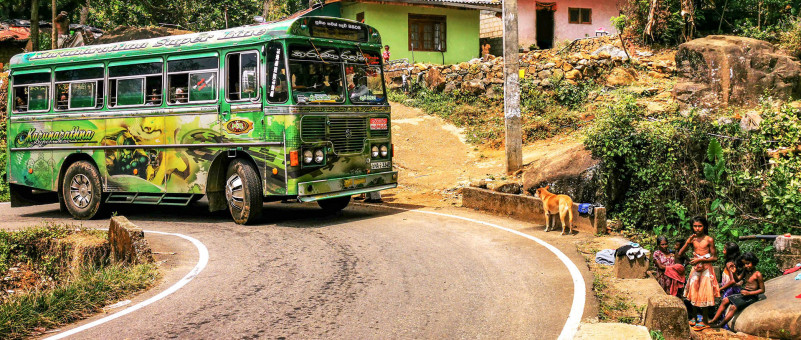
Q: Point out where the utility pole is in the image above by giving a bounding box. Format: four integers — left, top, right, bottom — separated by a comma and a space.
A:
503, 0, 522, 173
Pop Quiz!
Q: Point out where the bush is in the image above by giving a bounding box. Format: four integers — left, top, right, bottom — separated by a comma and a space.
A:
585, 97, 800, 278
778, 16, 801, 58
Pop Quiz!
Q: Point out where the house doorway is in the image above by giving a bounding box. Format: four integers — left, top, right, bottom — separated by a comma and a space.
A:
536, 2, 555, 49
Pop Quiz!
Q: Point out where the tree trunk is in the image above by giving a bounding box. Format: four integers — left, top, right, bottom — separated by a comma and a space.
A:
80, 0, 90, 25
30, 0, 40, 52
51, 0, 57, 49
262, 0, 271, 19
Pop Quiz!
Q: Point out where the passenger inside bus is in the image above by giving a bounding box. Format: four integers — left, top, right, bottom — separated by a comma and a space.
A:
14, 96, 25, 112
146, 88, 161, 105
57, 86, 69, 110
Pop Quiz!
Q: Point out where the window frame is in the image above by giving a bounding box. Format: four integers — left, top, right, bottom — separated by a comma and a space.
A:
111, 76, 147, 108
166, 55, 219, 106
107, 59, 164, 109
66, 81, 98, 110
12, 83, 52, 114
53, 65, 105, 111
266, 42, 289, 104
568, 8, 592, 24
225, 50, 261, 103
408, 14, 447, 52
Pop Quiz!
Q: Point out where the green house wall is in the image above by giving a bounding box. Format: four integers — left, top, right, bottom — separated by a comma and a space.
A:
340, 3, 480, 64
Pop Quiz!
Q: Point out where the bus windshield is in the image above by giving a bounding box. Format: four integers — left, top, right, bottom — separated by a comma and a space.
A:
289, 60, 344, 104
288, 43, 385, 104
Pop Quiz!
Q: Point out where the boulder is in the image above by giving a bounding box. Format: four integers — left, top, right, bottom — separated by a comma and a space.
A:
565, 69, 582, 80
443, 81, 458, 94
462, 80, 485, 94
593, 45, 628, 60
108, 216, 154, 264
730, 273, 801, 339
674, 35, 801, 111
740, 110, 763, 132
522, 143, 601, 204
644, 295, 690, 340
538, 70, 552, 80
425, 68, 446, 92
487, 181, 522, 194
606, 67, 636, 86
614, 254, 650, 279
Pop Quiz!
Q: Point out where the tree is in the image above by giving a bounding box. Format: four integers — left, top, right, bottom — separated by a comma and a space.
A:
30, 0, 40, 52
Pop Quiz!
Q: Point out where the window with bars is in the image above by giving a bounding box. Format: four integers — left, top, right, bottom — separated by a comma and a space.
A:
408, 14, 446, 52
568, 8, 592, 24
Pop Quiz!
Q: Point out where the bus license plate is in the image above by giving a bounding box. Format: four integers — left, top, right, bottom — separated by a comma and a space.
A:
371, 161, 390, 170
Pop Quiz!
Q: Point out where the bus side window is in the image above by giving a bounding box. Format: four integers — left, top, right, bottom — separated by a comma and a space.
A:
12, 72, 52, 113
109, 62, 163, 108
266, 43, 288, 103
226, 51, 259, 102
55, 67, 104, 110
167, 57, 218, 104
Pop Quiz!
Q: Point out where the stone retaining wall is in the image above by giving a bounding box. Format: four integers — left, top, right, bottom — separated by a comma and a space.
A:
461, 186, 606, 234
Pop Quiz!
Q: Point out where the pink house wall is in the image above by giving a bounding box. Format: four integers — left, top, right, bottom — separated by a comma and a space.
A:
518, 0, 621, 48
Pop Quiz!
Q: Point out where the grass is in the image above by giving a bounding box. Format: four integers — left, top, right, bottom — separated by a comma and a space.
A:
0, 225, 161, 339
0, 263, 159, 339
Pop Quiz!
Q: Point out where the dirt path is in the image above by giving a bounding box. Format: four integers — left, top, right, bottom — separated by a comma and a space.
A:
383, 102, 582, 207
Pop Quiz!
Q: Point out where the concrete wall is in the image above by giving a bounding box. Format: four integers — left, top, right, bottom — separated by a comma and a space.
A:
482, 0, 620, 49
341, 2, 481, 64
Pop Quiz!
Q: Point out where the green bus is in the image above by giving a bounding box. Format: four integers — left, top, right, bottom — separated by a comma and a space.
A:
6, 16, 396, 224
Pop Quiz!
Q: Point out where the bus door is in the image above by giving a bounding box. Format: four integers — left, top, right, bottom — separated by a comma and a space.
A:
221, 50, 263, 141
105, 59, 166, 194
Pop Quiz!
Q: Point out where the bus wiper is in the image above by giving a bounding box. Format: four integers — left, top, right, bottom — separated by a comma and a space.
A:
308, 39, 328, 63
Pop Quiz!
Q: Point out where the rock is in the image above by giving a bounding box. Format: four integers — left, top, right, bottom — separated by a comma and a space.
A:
443, 81, 458, 94
565, 69, 582, 80
740, 110, 762, 131
487, 181, 522, 194
648, 71, 668, 79
562, 63, 574, 72
522, 144, 601, 204
593, 45, 628, 60
614, 253, 650, 279
606, 67, 636, 86
574, 323, 651, 340
108, 216, 154, 264
730, 273, 801, 339
527, 65, 537, 75
458, 62, 469, 69
717, 117, 733, 125
424, 68, 446, 92
544, 62, 556, 69
674, 35, 801, 111
462, 80, 485, 94
644, 295, 690, 340
538, 70, 552, 80
552, 69, 564, 80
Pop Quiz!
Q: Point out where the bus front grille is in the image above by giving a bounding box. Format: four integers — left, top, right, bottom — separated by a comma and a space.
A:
301, 116, 326, 141
329, 118, 367, 154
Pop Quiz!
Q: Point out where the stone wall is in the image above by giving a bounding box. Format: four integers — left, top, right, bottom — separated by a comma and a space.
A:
384, 37, 676, 96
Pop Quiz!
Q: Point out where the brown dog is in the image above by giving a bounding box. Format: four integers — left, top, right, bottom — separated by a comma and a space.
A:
535, 186, 574, 235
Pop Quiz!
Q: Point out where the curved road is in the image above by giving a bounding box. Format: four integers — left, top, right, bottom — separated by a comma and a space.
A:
1, 201, 596, 339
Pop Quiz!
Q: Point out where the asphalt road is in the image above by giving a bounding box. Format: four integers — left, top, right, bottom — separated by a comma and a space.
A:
1, 201, 596, 339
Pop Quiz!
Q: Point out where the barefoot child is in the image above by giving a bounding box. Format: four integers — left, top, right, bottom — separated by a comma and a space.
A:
709, 252, 765, 328
677, 216, 720, 330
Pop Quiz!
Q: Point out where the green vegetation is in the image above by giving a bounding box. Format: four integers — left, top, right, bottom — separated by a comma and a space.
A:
0, 225, 160, 339
584, 96, 801, 278
389, 77, 594, 146
619, 0, 801, 45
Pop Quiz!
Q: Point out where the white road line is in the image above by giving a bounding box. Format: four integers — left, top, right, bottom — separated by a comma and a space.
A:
362, 204, 586, 340
45, 230, 209, 340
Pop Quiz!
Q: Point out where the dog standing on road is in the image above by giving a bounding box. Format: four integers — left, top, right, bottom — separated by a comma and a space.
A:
535, 186, 574, 235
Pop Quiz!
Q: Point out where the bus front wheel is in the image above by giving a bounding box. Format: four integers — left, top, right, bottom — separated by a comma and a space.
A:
225, 159, 263, 225
317, 196, 351, 213
62, 161, 103, 220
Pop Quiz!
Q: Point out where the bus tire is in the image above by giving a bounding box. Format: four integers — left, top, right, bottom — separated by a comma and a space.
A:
62, 161, 103, 220
317, 195, 350, 213
225, 159, 263, 225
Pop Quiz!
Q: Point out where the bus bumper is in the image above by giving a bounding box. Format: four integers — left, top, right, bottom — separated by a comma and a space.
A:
297, 171, 398, 202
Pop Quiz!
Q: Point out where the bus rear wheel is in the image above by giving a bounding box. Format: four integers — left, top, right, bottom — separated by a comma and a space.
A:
62, 161, 103, 220
225, 159, 263, 225
317, 195, 351, 213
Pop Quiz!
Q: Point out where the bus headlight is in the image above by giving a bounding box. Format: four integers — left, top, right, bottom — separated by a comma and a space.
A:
380, 145, 388, 157
314, 149, 325, 164
302, 150, 313, 164
371, 145, 379, 157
